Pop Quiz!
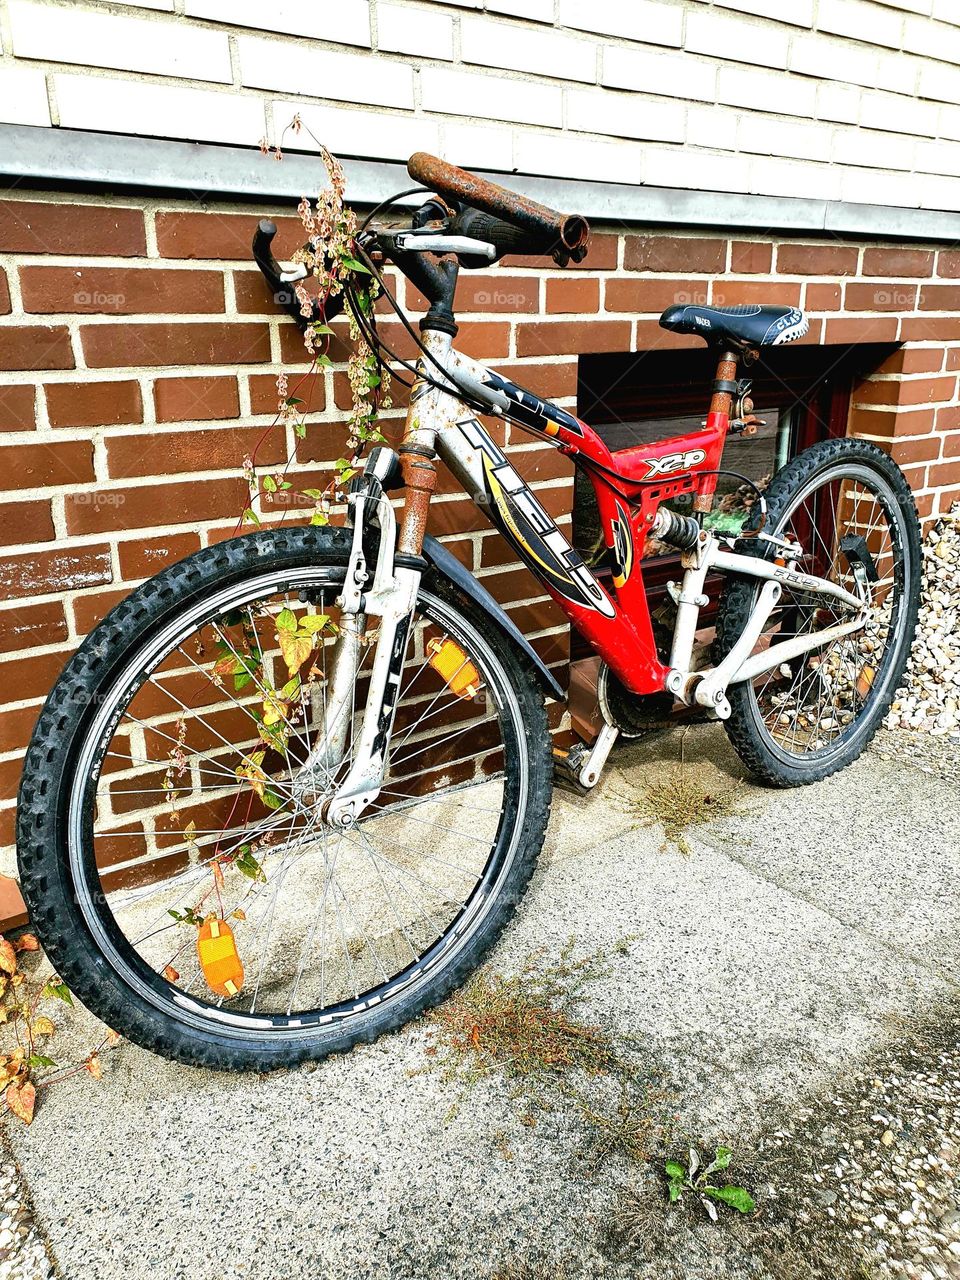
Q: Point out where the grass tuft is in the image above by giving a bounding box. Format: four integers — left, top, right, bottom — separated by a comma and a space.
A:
425, 939, 627, 1102
422, 938, 669, 1168
615, 738, 750, 856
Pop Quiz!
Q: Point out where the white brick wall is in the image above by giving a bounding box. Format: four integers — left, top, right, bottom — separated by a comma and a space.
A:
1, 0, 960, 213
8, 0, 232, 82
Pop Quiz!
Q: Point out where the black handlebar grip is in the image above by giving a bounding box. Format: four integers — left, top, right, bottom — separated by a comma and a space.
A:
455, 209, 558, 261
251, 220, 344, 332
408, 152, 589, 265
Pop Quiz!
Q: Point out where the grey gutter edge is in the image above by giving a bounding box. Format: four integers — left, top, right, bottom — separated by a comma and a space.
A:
2, 123, 960, 244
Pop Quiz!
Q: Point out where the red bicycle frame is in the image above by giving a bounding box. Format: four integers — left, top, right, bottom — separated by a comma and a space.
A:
429, 340, 742, 698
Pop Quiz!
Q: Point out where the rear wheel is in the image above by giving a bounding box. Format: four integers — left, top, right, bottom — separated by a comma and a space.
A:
715, 438, 921, 787
17, 527, 552, 1070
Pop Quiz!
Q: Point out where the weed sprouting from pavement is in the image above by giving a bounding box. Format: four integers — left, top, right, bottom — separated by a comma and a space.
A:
421, 937, 668, 1163
578, 1087, 666, 1169
425, 938, 628, 1102
615, 737, 750, 856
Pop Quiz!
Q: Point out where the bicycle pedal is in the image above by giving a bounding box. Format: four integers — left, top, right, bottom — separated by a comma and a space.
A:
552, 744, 592, 794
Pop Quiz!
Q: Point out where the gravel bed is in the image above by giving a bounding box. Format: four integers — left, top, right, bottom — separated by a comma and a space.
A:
0, 1140, 55, 1280
886, 503, 960, 742
726, 1003, 960, 1280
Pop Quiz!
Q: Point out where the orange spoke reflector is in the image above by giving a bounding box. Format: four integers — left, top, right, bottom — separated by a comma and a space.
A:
426, 637, 480, 700
197, 917, 244, 1000
856, 664, 876, 699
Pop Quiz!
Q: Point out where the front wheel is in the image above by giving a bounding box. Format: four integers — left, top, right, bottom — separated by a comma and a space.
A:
17, 527, 553, 1071
715, 438, 921, 787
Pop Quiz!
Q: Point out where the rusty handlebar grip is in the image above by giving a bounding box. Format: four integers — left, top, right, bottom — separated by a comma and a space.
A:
407, 152, 589, 262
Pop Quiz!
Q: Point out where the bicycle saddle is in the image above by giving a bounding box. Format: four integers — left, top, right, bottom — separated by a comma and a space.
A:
659, 303, 808, 349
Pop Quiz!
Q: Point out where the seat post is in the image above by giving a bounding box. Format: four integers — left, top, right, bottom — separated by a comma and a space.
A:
694, 347, 740, 516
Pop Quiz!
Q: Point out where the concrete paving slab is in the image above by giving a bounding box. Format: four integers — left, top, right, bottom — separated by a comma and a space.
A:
4, 728, 959, 1280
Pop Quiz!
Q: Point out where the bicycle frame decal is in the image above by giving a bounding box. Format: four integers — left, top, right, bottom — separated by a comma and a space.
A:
452, 417, 615, 619
610, 500, 634, 590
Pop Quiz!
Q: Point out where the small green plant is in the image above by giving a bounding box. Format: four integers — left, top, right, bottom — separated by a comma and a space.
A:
664, 1145, 755, 1221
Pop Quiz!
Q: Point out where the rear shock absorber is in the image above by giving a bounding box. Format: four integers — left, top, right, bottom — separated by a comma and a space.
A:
650, 508, 701, 551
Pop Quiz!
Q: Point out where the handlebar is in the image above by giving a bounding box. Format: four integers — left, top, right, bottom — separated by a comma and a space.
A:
407, 152, 589, 266
251, 219, 344, 331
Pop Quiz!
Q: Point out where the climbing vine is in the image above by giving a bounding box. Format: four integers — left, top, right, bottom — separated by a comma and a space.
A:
245, 125, 391, 530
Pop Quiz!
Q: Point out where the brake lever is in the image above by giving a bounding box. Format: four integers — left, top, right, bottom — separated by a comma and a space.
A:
393, 231, 497, 260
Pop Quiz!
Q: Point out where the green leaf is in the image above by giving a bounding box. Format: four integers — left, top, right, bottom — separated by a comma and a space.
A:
341, 256, 371, 274
299, 613, 330, 633
294, 422, 307, 439
664, 1161, 686, 1181
284, 396, 305, 407
236, 849, 267, 882
705, 1146, 733, 1176
310, 511, 329, 527
262, 475, 277, 493
668, 1182, 682, 1204
316, 354, 333, 368
233, 671, 253, 692
41, 980, 73, 1006
301, 488, 323, 500
242, 507, 261, 526
276, 607, 297, 633
704, 1185, 755, 1214
28, 1054, 56, 1069
311, 323, 335, 335
261, 788, 285, 812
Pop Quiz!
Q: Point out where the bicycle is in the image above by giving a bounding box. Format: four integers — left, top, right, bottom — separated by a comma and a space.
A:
17, 154, 921, 1070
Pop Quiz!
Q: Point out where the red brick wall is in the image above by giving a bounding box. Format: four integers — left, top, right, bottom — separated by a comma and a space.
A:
1, 190, 959, 879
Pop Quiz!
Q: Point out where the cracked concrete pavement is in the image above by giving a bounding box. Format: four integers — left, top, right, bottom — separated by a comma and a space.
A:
4, 724, 958, 1280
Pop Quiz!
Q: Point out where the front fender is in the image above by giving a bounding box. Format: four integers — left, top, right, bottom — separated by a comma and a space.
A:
422, 536, 565, 703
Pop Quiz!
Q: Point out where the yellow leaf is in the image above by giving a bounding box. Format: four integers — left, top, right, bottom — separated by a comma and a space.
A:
0, 938, 17, 976
232, 908, 246, 921
236, 750, 268, 799
261, 691, 288, 727
84, 1055, 103, 1081
105, 1029, 122, 1049
6, 1080, 35, 1125
881, 1129, 895, 1147
278, 629, 313, 676
14, 934, 39, 953
30, 1016, 55, 1037
162, 965, 180, 983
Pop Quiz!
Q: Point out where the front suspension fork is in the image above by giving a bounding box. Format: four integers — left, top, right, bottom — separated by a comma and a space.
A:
293, 433, 436, 826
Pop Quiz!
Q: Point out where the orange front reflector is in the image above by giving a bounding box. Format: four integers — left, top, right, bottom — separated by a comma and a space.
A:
856, 664, 876, 699
426, 637, 480, 700
197, 917, 244, 1000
